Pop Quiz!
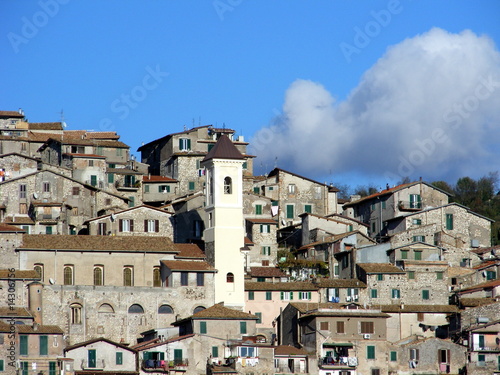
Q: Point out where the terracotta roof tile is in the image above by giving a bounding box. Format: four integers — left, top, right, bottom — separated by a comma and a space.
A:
17, 324, 64, 334
19, 235, 181, 253
64, 337, 137, 352
357, 263, 405, 274
0, 110, 24, 118
161, 260, 214, 272
249, 267, 287, 278
3, 216, 34, 225
267, 168, 339, 191
0, 223, 26, 232
143, 175, 177, 182
316, 279, 367, 288
245, 281, 318, 291
472, 260, 499, 270
471, 245, 500, 255
459, 297, 496, 307
0, 269, 40, 279
457, 279, 500, 294
175, 243, 206, 258
0, 307, 32, 317
246, 218, 278, 224
274, 345, 308, 356
29, 122, 63, 130
289, 302, 343, 313
372, 304, 458, 313
190, 303, 257, 320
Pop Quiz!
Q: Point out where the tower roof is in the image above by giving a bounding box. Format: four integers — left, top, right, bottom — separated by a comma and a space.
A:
202, 134, 244, 162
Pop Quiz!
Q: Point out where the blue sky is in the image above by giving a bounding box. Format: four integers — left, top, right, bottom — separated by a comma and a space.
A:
2, 1, 500, 190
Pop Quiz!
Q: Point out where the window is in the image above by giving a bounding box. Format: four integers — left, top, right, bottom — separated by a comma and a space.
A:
19, 184, 26, 198
371, 289, 378, 298
19, 203, 27, 214
45, 226, 53, 234
255, 312, 262, 324
20, 335, 28, 355
414, 250, 422, 260
179, 138, 191, 150
280, 291, 293, 300
196, 272, 204, 286
371, 370, 380, 375
413, 218, 422, 225
153, 267, 161, 287
64, 265, 74, 285
337, 321, 345, 334
265, 291, 272, 300
158, 305, 173, 314
116, 352, 123, 365
123, 267, 133, 286
422, 290, 430, 300
409, 348, 419, 363
446, 213, 454, 230
157, 185, 169, 194
238, 346, 256, 358
417, 312, 425, 322
367, 345, 375, 359
262, 260, 269, 266
286, 204, 294, 219
128, 304, 144, 313
98, 303, 114, 313
242, 162, 247, 169
408, 271, 415, 280
43, 181, 50, 192
20, 362, 28, 375
299, 292, 312, 300
288, 184, 296, 194
320, 321, 329, 330
486, 270, 497, 280
390, 351, 397, 361
413, 235, 425, 242
255, 204, 262, 215
257, 277, 265, 282
401, 250, 408, 259
248, 291, 255, 300
261, 246, 271, 256
144, 219, 159, 233
227, 273, 234, 283
105, 198, 111, 205
70, 303, 82, 324
360, 321, 374, 334
200, 321, 207, 334
224, 177, 232, 194
377, 274, 384, 281
88, 349, 97, 368
93, 266, 104, 286
392, 289, 400, 299
34, 264, 43, 280
409, 194, 421, 208
188, 181, 195, 191
90, 175, 97, 187
253, 187, 259, 194
39, 335, 48, 355
128, 196, 135, 208
240, 321, 247, 334
0, 360, 4, 372
212, 346, 219, 358
260, 224, 270, 233
304, 204, 312, 214
119, 219, 134, 232
436, 272, 444, 280
381, 200, 386, 209
181, 272, 188, 286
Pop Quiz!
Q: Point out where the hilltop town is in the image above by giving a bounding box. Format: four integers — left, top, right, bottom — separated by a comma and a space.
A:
0, 109, 499, 375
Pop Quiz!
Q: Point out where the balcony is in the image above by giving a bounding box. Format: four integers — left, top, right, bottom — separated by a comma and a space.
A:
320, 356, 358, 368
473, 345, 500, 352
142, 358, 189, 371
398, 200, 422, 211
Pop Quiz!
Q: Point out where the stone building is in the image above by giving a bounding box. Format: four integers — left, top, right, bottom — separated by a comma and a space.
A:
300, 213, 369, 245
253, 168, 339, 227
142, 175, 179, 206
16, 235, 216, 344
84, 205, 174, 237
138, 125, 253, 197
245, 218, 279, 267
343, 180, 452, 241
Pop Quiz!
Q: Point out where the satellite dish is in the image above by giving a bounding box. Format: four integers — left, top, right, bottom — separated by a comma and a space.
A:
33, 193, 38, 199
49, 278, 55, 285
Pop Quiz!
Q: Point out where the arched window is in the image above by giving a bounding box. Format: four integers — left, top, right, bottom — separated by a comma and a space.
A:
158, 305, 174, 314
224, 177, 232, 194
123, 267, 133, 286
98, 303, 115, 313
63, 265, 73, 285
70, 303, 82, 324
93, 266, 103, 286
34, 264, 43, 281
153, 267, 161, 287
128, 304, 144, 314
226, 272, 234, 283
193, 306, 206, 314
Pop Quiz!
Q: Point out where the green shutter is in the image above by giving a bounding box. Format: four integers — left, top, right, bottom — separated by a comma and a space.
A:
187, 139, 191, 149
20, 335, 28, 355
88, 349, 97, 368
22, 362, 28, 375
367, 345, 375, 359
414, 251, 422, 260
446, 214, 454, 230
422, 290, 430, 300
256, 312, 262, 324
91, 175, 97, 186
174, 349, 183, 363
128, 196, 135, 208
286, 205, 294, 219
280, 291, 284, 300
240, 321, 247, 334
242, 162, 247, 169
0, 360, 4, 372
108, 173, 114, 183
116, 352, 123, 365
212, 346, 219, 357
253, 187, 259, 194
304, 204, 312, 213
248, 291, 254, 300
390, 351, 397, 361
200, 321, 207, 334
189, 181, 195, 190
40, 335, 48, 355
290, 292, 293, 300
266, 291, 272, 300
208, 144, 214, 152
371, 289, 378, 298
45, 226, 53, 234
255, 205, 262, 215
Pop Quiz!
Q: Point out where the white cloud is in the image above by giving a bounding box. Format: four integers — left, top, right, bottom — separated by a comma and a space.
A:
250, 28, 500, 184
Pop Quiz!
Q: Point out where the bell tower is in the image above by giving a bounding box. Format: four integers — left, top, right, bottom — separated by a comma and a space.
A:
202, 135, 245, 310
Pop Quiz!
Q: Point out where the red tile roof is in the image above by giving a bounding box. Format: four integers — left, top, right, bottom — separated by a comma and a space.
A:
161, 260, 214, 272
0, 110, 24, 118
245, 281, 318, 291
250, 267, 287, 278
0, 269, 40, 279
17, 324, 64, 334
143, 175, 177, 182
357, 263, 406, 274
202, 135, 244, 161
274, 345, 308, 356
3, 216, 34, 225
0, 223, 26, 232
29, 122, 63, 131
246, 218, 278, 225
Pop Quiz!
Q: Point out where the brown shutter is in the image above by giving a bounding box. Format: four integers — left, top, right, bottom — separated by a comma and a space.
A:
103, 222, 107, 235
155, 220, 159, 232
144, 220, 148, 232
130, 219, 134, 232
119, 219, 123, 232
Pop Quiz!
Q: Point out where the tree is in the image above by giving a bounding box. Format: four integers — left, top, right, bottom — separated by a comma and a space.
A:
431, 180, 455, 196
